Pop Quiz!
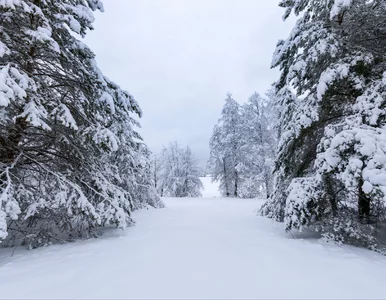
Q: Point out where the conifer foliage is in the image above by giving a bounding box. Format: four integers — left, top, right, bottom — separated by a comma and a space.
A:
154, 142, 203, 198
238, 92, 276, 198
208, 94, 242, 197
0, 0, 162, 248
260, 0, 386, 252
208, 93, 276, 198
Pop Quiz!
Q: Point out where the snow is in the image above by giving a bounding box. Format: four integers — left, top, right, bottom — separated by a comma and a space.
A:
52, 104, 78, 130
25, 27, 60, 54
330, 0, 353, 19
93, 126, 119, 151
69, 17, 81, 34
0, 40, 8, 57
19, 99, 51, 130
0, 0, 20, 9
318, 125, 386, 202
317, 63, 349, 100
0, 65, 28, 107
200, 176, 221, 197
362, 181, 373, 194
1, 182, 386, 299
99, 91, 115, 114
63, 3, 96, 24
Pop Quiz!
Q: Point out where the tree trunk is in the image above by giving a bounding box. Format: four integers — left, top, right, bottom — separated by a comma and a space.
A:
234, 171, 238, 198
154, 159, 157, 189
358, 178, 371, 223
264, 173, 270, 199
2, 117, 28, 164
323, 174, 338, 216
223, 158, 229, 197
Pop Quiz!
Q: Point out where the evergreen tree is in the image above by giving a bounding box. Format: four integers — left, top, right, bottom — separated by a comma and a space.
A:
209, 92, 277, 198
131, 146, 164, 210
0, 0, 162, 248
238, 92, 276, 198
208, 94, 241, 197
260, 0, 386, 252
157, 142, 203, 198
179, 146, 204, 198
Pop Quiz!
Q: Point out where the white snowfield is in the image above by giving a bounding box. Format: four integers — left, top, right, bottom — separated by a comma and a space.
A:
1, 179, 386, 299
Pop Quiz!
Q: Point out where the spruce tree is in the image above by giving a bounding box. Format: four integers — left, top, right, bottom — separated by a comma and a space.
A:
260, 0, 386, 251
208, 94, 241, 197
157, 142, 203, 198
0, 0, 162, 248
238, 92, 276, 198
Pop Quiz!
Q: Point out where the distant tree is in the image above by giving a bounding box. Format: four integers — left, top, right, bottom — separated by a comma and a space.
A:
208, 94, 242, 197
179, 146, 204, 197
238, 92, 277, 198
130, 146, 164, 210
157, 142, 203, 197
208, 92, 277, 198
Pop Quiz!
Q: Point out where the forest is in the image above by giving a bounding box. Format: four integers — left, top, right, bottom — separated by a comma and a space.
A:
0, 0, 386, 299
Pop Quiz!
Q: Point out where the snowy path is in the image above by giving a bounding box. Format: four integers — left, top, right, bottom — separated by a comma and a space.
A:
1, 197, 386, 299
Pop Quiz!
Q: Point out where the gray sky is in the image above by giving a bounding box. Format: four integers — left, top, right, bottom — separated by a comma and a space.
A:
85, 0, 294, 166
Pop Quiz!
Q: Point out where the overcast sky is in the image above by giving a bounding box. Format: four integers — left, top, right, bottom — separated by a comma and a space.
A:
85, 0, 294, 166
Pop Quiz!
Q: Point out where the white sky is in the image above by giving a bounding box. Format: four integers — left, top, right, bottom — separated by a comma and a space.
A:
85, 0, 295, 166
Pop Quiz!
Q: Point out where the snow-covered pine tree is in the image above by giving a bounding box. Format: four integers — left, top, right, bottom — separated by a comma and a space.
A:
179, 146, 203, 197
0, 0, 162, 248
260, 0, 386, 252
157, 142, 203, 198
157, 142, 180, 197
208, 94, 241, 197
238, 92, 276, 198
130, 145, 164, 210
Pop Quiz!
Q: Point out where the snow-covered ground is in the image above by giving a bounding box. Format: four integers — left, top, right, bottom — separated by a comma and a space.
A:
200, 175, 221, 198
1, 180, 386, 299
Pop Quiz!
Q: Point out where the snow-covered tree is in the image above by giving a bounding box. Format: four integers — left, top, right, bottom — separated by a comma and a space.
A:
208, 94, 242, 197
131, 146, 164, 210
0, 0, 162, 248
208, 92, 277, 198
150, 153, 161, 192
157, 142, 203, 198
260, 0, 386, 252
238, 92, 277, 198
